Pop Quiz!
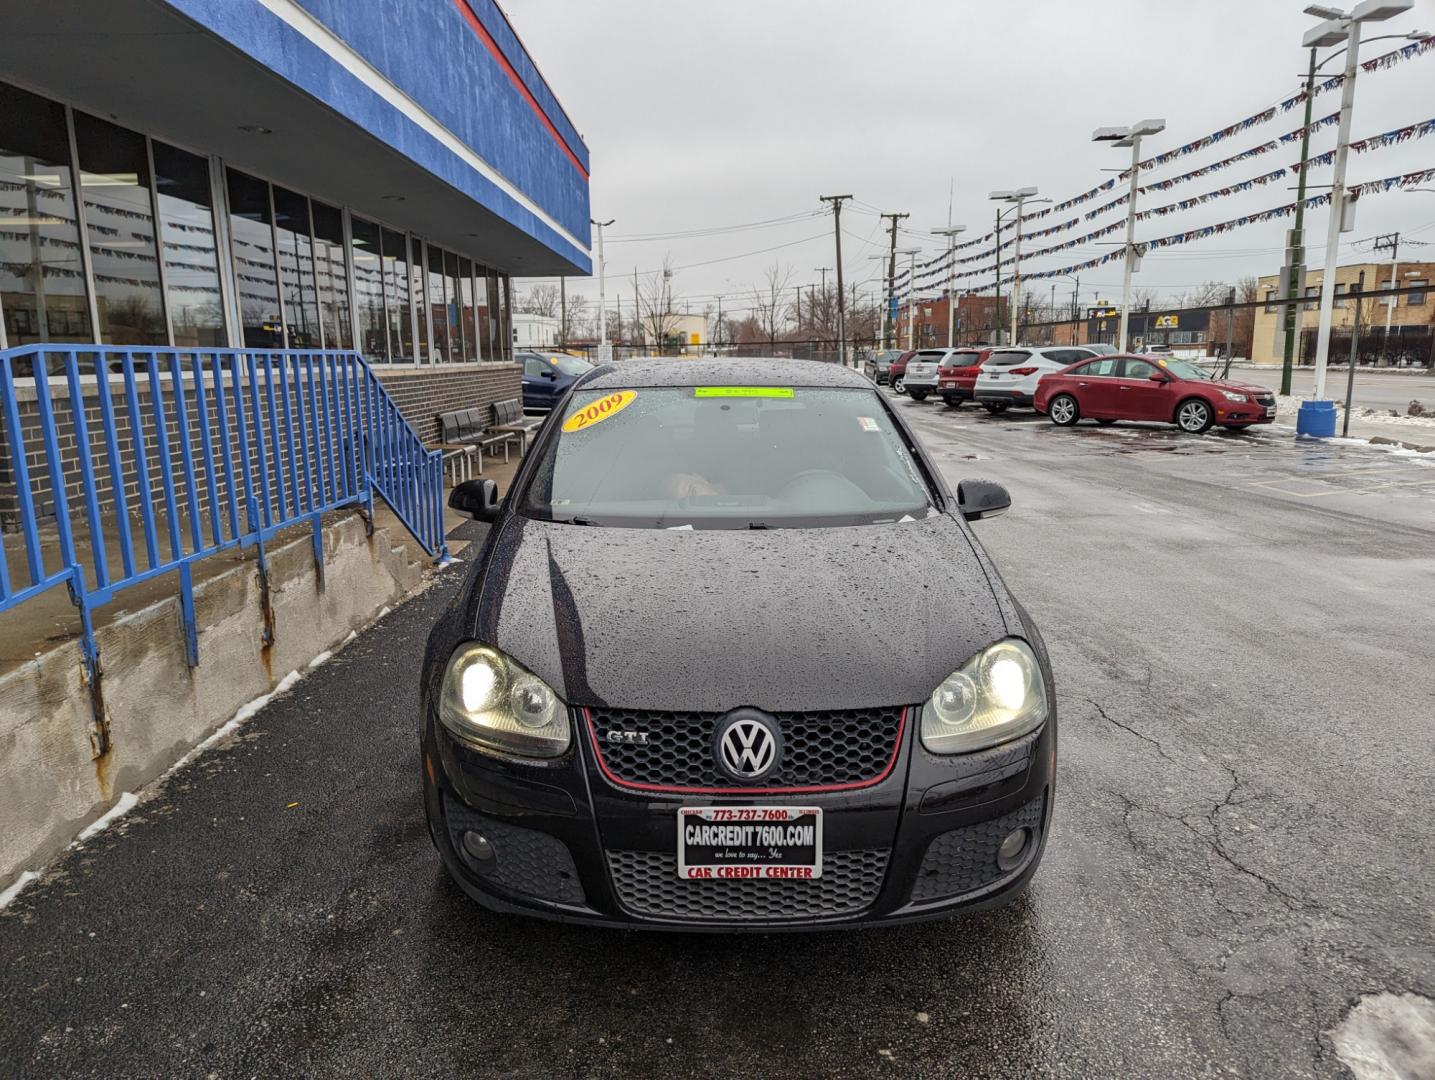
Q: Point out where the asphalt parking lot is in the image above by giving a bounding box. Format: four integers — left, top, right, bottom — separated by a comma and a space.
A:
2, 396, 1432, 1078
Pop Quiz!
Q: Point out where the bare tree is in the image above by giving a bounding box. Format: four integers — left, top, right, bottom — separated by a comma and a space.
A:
750, 261, 794, 344
517, 284, 561, 318
559, 293, 590, 343
636, 256, 684, 352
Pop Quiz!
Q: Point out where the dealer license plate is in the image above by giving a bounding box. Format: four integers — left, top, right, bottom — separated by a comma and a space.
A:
676, 806, 823, 881
1265, 406, 1277, 417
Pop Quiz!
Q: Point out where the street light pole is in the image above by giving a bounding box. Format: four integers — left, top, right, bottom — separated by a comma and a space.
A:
592, 217, 614, 360
932, 226, 967, 348
1304, 1, 1413, 411
1093, 119, 1166, 352
897, 248, 920, 349
990, 188, 1040, 346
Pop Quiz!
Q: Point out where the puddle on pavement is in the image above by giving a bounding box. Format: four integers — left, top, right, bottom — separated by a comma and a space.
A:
1330, 992, 1435, 1080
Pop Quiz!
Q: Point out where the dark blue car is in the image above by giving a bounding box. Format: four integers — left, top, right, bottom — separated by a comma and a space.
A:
520, 351, 595, 412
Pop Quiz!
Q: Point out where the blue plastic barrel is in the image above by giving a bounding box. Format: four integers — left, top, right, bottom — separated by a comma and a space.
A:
1296, 399, 1337, 438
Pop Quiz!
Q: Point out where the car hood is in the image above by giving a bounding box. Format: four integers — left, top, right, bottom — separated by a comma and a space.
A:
470, 514, 1009, 713
1208, 379, 1271, 395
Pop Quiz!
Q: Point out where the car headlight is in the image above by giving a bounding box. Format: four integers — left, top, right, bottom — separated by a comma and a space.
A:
1221, 391, 1247, 402
437, 643, 569, 758
922, 639, 1048, 754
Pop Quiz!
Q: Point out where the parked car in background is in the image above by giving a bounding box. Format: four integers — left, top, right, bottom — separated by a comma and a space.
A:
888, 350, 918, 394
1082, 343, 1119, 355
973, 346, 1098, 414
937, 347, 993, 408
1035, 354, 1276, 433
520, 351, 594, 412
863, 348, 904, 385
900, 348, 955, 402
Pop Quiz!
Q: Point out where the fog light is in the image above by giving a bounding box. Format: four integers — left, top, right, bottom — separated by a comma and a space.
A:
462, 830, 494, 863
996, 827, 1030, 871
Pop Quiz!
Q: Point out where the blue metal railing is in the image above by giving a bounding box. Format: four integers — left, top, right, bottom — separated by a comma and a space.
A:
0, 346, 446, 725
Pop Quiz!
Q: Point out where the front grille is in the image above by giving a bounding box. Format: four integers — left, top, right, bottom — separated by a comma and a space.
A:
586, 706, 905, 790
444, 795, 585, 904
607, 849, 890, 921
1254, 393, 1276, 406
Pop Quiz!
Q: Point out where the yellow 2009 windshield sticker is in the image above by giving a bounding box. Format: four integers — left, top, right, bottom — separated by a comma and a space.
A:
693, 386, 794, 399
562, 390, 636, 433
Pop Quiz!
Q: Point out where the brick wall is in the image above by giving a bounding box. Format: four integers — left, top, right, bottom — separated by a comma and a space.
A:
375, 362, 522, 444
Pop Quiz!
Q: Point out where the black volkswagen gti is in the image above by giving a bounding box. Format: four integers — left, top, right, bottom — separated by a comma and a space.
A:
419, 359, 1056, 930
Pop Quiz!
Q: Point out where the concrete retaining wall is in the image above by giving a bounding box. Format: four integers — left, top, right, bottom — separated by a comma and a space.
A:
0, 509, 426, 891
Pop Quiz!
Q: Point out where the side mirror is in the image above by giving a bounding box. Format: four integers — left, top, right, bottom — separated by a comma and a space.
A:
449, 478, 500, 522
957, 479, 1011, 522
1148, 371, 1169, 382
541, 368, 558, 380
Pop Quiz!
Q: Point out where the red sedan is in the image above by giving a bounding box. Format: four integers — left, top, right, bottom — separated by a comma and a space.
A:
888, 349, 918, 395
937, 347, 992, 408
1034, 354, 1276, 433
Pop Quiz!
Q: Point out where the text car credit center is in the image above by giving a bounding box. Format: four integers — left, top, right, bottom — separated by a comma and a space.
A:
420, 359, 1057, 929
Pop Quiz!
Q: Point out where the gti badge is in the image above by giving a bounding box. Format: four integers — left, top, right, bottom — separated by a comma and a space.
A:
605, 729, 649, 746
713, 709, 782, 781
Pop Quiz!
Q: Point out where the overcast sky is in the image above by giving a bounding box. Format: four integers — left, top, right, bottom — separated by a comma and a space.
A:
504, 0, 1435, 319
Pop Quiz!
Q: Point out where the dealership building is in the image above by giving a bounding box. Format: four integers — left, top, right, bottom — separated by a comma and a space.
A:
0, 0, 590, 437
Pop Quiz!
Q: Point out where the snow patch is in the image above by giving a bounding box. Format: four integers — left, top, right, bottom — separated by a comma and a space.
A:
307, 650, 332, 669
1331, 992, 1435, 1080
0, 870, 39, 912
75, 791, 139, 843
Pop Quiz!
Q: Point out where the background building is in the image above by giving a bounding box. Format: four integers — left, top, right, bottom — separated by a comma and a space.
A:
0, 0, 590, 436
1252, 262, 1433, 366
895, 294, 1000, 347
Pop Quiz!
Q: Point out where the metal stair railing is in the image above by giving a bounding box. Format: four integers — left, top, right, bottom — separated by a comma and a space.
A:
0, 345, 446, 748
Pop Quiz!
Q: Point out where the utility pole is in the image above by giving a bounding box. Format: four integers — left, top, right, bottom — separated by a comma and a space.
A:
1221, 287, 1237, 378
559, 277, 566, 346
880, 212, 908, 351
633, 268, 640, 349
813, 267, 831, 343
715, 294, 723, 351
897, 248, 920, 350
592, 218, 614, 359
1374, 232, 1400, 365
1280, 47, 1318, 396
819, 195, 852, 365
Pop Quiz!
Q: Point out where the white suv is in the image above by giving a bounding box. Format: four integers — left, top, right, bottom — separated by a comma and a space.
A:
898, 348, 956, 402
974, 346, 1098, 414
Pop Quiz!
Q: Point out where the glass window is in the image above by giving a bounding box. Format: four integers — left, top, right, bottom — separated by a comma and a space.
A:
1263, 289, 1276, 313
0, 81, 92, 345
1409, 279, 1428, 306
272, 186, 320, 349
379, 228, 412, 361
474, 262, 490, 360
349, 215, 386, 361
152, 141, 224, 347
428, 244, 451, 361
486, 269, 501, 360
445, 249, 466, 361
520, 386, 933, 530
73, 112, 165, 345
409, 236, 429, 360
500, 274, 513, 362
1076, 358, 1119, 377
225, 169, 282, 348
311, 200, 351, 350
459, 256, 478, 361
1118, 358, 1160, 379
986, 349, 1031, 366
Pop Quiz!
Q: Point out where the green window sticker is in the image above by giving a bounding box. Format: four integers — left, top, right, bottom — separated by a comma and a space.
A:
693, 386, 795, 399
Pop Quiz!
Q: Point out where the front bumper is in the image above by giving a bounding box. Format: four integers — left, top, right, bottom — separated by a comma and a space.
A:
423, 702, 1056, 931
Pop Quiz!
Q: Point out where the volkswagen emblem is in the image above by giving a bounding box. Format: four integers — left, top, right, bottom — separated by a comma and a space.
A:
713, 709, 782, 782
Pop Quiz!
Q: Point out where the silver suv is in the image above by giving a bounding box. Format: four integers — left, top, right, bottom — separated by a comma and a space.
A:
900, 348, 958, 402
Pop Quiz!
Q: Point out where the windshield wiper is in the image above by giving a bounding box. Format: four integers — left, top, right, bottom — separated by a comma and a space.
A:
552, 516, 600, 526
746, 521, 771, 530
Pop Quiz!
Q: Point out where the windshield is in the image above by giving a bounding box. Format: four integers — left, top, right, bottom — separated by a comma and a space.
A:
1158, 358, 1215, 380
520, 385, 935, 529
545, 353, 594, 377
